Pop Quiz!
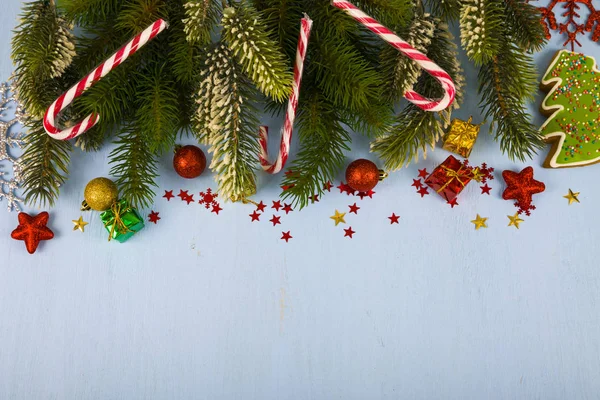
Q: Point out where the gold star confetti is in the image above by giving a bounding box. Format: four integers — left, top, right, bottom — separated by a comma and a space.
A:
507, 213, 524, 229
563, 189, 580, 205
329, 210, 346, 226
471, 214, 488, 230
72, 216, 88, 232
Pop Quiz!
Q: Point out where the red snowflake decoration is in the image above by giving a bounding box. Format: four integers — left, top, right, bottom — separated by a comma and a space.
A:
529, 0, 600, 50
199, 188, 219, 209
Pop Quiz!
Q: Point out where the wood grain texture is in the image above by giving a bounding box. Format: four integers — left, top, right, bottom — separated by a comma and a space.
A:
1, 2, 600, 399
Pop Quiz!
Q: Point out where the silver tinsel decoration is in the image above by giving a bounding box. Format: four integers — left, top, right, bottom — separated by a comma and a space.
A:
0, 80, 26, 212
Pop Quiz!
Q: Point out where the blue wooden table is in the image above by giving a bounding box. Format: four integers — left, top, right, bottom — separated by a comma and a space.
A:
1, 2, 599, 399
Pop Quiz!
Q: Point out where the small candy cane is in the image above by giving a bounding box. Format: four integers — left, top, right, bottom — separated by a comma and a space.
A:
332, 0, 455, 112
259, 15, 313, 174
43, 19, 168, 140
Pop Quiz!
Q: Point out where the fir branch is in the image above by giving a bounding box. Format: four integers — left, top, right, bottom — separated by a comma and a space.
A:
478, 40, 544, 161
503, 0, 547, 52
460, 0, 504, 65
20, 117, 72, 207
281, 93, 351, 209
380, 14, 436, 103
252, 0, 305, 58
312, 35, 383, 114
426, 0, 462, 20
371, 105, 443, 171
115, 0, 168, 36
194, 43, 259, 202
109, 125, 159, 209
221, 3, 293, 102
11, 0, 76, 117
353, 0, 413, 29
133, 65, 181, 154
183, 0, 222, 45
60, 0, 122, 26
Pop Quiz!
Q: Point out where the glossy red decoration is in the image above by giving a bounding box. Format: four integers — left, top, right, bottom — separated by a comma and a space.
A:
345, 159, 380, 192
173, 145, 206, 179
502, 167, 546, 215
425, 155, 472, 202
11, 212, 54, 254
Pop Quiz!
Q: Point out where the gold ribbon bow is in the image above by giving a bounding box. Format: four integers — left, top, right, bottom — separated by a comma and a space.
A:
105, 201, 134, 241
436, 165, 471, 194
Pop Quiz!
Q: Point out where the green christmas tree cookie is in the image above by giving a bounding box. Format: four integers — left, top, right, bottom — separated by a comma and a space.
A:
540, 50, 600, 168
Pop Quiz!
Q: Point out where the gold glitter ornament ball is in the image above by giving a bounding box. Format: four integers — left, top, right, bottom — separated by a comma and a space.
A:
84, 177, 119, 211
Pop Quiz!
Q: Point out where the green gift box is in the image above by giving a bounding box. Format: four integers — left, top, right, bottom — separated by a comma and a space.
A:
100, 199, 145, 243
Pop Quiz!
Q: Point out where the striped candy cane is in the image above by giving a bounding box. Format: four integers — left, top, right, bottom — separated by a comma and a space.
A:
259, 15, 313, 174
332, 0, 455, 112
43, 19, 168, 140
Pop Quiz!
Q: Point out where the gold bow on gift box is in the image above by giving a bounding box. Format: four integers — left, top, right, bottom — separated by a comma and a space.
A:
436, 164, 472, 193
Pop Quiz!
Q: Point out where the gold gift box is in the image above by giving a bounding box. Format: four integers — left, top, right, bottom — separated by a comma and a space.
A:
442, 117, 482, 158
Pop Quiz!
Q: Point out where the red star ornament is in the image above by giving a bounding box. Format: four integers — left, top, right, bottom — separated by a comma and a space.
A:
281, 231, 293, 242
148, 211, 161, 224
283, 203, 293, 214
502, 167, 545, 213
480, 184, 492, 195
249, 211, 261, 222
388, 213, 400, 224
344, 227, 355, 238
256, 201, 267, 212
269, 215, 281, 226
178, 190, 189, 200
11, 212, 55, 254
411, 179, 423, 189
348, 203, 360, 214
418, 168, 429, 178
324, 181, 333, 192
417, 187, 429, 197
163, 190, 174, 201
211, 204, 223, 215
272, 200, 282, 211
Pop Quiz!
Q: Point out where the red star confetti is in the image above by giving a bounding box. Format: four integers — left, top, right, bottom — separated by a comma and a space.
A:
183, 194, 195, 205
148, 211, 161, 224
269, 215, 281, 226
249, 211, 261, 222
324, 181, 333, 192
311, 194, 319, 203
502, 166, 545, 215
348, 203, 360, 214
211, 204, 223, 215
337, 182, 356, 196
357, 190, 375, 200
281, 184, 295, 191
344, 227, 355, 238
178, 190, 189, 201
411, 179, 423, 189
272, 200, 282, 211
283, 203, 293, 214
447, 198, 459, 208
163, 190, 174, 201
256, 201, 267, 212
418, 168, 429, 178
281, 231, 293, 242
388, 213, 400, 224
417, 187, 430, 197
480, 184, 492, 195
199, 188, 219, 209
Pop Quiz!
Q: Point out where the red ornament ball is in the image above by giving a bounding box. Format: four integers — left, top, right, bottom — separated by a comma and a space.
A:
345, 159, 380, 192
173, 145, 206, 179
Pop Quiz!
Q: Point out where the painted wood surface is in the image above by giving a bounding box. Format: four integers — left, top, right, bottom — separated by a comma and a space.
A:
1, 2, 599, 399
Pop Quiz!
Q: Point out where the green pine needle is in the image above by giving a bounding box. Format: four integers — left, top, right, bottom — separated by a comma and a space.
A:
222, 3, 293, 103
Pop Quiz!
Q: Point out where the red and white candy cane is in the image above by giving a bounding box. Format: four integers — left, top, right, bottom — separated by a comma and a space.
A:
43, 19, 168, 140
332, 0, 455, 112
259, 15, 313, 174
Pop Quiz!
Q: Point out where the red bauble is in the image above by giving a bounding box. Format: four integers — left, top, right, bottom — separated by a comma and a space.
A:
345, 159, 380, 192
173, 145, 206, 179
11, 212, 54, 254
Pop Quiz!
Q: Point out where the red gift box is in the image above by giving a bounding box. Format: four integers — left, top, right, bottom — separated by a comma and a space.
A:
425, 155, 473, 202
